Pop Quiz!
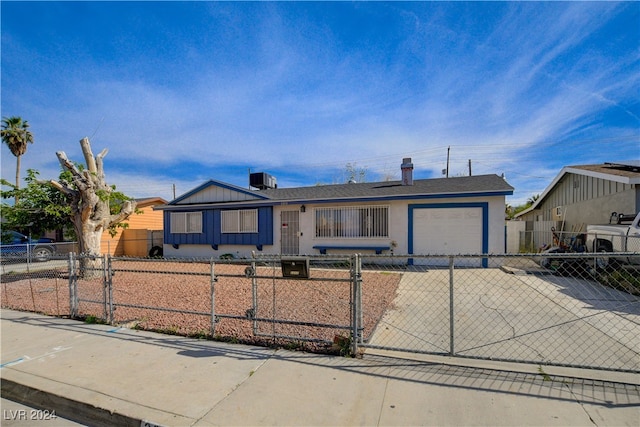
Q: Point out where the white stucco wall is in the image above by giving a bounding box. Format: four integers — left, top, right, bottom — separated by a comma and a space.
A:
162, 194, 507, 259
506, 220, 526, 253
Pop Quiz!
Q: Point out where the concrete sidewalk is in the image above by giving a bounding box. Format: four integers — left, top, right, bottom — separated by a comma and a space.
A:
1, 309, 638, 426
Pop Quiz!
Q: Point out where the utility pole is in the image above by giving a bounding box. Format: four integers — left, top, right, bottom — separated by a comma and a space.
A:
468, 159, 472, 176
446, 146, 450, 178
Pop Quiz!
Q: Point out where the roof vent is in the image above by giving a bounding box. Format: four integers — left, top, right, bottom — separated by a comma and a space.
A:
401, 158, 414, 186
250, 172, 277, 190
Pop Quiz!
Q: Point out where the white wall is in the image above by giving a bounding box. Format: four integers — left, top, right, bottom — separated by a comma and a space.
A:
291, 201, 404, 255
163, 194, 508, 258
506, 221, 526, 253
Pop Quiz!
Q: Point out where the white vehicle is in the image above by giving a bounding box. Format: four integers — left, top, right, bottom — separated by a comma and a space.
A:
586, 212, 640, 268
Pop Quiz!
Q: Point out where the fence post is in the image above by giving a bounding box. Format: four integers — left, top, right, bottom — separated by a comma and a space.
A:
357, 256, 363, 345
210, 258, 216, 336
251, 258, 258, 336
449, 255, 455, 356
68, 252, 77, 318
351, 254, 362, 355
103, 255, 108, 322
107, 255, 114, 324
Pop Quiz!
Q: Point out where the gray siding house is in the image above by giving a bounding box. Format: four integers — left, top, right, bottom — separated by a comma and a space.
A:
513, 162, 640, 250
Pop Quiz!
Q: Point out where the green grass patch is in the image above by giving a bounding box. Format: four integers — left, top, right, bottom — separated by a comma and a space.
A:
599, 268, 640, 296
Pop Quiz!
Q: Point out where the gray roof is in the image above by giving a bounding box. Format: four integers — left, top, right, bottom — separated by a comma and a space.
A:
256, 174, 513, 202
569, 163, 640, 181
158, 174, 514, 211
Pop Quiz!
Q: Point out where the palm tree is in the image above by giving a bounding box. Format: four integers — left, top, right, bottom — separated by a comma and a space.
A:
1, 116, 34, 196
526, 194, 540, 206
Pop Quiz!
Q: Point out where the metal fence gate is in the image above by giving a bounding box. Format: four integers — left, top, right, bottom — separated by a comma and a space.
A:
69, 254, 361, 353
358, 253, 639, 373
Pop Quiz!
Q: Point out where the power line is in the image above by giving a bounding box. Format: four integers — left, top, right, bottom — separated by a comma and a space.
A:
277, 134, 638, 172
89, 117, 105, 140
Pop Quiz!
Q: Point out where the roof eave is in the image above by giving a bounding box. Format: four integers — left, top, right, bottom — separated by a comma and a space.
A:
565, 166, 640, 185
168, 179, 270, 205
157, 189, 513, 211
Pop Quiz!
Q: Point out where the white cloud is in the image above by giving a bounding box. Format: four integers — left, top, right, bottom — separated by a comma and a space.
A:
2, 1, 638, 207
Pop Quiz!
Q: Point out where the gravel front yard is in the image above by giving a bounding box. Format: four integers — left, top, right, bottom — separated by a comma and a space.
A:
1, 261, 401, 352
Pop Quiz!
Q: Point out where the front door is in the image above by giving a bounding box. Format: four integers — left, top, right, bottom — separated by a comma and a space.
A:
281, 210, 300, 255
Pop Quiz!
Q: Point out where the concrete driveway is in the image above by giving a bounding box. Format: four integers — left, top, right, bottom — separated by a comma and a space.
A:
366, 268, 640, 372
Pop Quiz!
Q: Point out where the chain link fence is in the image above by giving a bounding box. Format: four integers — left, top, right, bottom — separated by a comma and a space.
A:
1, 243, 76, 317
2, 251, 638, 372
360, 253, 639, 373
518, 229, 640, 255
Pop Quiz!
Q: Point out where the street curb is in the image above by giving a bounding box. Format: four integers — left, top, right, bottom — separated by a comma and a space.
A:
1, 377, 149, 427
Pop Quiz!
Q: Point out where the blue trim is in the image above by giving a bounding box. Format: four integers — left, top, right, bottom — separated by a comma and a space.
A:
165, 207, 273, 248
161, 190, 513, 211
408, 202, 489, 268
162, 202, 275, 211
313, 245, 390, 254
291, 191, 512, 207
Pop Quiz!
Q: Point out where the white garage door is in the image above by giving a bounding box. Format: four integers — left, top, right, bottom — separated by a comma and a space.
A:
412, 207, 483, 266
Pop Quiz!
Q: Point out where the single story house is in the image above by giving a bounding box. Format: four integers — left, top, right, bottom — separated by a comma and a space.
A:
156, 159, 513, 266
513, 162, 639, 251
101, 197, 167, 256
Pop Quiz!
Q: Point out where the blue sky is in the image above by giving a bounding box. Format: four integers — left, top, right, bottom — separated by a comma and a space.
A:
1, 1, 639, 206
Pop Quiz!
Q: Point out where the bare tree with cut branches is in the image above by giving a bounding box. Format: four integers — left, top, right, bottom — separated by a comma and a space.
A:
50, 137, 136, 274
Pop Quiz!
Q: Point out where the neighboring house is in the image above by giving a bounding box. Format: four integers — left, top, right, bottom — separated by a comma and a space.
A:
513, 162, 640, 251
156, 159, 513, 266
101, 197, 167, 256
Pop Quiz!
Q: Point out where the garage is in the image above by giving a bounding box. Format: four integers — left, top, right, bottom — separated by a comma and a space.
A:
409, 203, 488, 266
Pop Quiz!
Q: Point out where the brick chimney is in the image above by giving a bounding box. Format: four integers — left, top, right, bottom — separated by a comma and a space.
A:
401, 158, 414, 186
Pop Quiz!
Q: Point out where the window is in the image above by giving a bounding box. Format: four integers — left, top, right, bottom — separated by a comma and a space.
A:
315, 205, 389, 238
222, 209, 258, 233
170, 212, 202, 234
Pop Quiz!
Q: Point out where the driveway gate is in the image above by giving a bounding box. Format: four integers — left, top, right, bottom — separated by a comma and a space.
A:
358, 254, 639, 373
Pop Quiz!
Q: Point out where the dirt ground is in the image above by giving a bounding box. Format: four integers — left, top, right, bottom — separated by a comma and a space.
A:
1, 262, 401, 352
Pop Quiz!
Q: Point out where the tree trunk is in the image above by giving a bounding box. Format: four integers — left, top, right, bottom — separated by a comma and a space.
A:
15, 153, 21, 204
50, 137, 136, 277
71, 210, 104, 277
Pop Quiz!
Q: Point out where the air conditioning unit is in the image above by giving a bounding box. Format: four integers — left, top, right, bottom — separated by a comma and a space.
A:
552, 206, 564, 221
250, 172, 277, 190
